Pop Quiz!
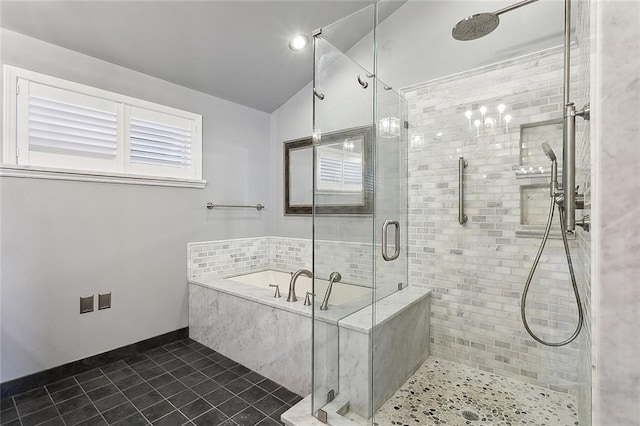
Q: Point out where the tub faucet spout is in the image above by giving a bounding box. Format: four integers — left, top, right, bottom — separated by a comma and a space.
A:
320, 272, 341, 311
287, 269, 312, 302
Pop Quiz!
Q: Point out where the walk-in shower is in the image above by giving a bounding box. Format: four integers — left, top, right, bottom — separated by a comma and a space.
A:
452, 0, 590, 347
293, 0, 592, 424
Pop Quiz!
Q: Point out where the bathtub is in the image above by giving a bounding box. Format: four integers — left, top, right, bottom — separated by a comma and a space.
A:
188, 269, 373, 396
188, 268, 430, 404
227, 270, 371, 308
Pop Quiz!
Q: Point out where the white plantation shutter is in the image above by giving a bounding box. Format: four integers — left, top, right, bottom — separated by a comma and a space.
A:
130, 119, 191, 167
17, 79, 120, 173
317, 147, 363, 192
319, 155, 342, 183
128, 107, 196, 179
9, 68, 203, 184
29, 97, 117, 157
342, 156, 363, 190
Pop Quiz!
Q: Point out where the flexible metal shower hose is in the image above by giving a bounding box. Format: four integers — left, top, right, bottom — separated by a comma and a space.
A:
521, 196, 584, 347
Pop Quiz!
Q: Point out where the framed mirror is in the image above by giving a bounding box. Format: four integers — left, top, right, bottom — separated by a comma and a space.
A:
284, 126, 373, 215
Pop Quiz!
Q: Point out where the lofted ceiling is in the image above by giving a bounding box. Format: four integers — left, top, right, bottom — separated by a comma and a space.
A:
1, 1, 567, 113
1, 1, 405, 113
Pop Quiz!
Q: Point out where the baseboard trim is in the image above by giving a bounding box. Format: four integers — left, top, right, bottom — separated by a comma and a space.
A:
0, 327, 188, 399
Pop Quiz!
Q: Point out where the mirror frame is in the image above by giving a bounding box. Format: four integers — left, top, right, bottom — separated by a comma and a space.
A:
284, 125, 373, 215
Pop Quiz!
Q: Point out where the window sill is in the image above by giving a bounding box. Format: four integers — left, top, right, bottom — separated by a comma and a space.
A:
0, 164, 207, 188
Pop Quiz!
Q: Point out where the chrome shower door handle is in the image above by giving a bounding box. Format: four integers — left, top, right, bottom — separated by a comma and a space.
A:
381, 220, 400, 261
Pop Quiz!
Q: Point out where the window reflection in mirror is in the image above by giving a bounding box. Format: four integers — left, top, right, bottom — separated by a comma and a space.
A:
284, 126, 372, 215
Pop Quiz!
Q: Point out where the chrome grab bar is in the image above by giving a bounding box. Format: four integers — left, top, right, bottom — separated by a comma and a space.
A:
381, 220, 400, 261
206, 202, 264, 211
458, 157, 468, 225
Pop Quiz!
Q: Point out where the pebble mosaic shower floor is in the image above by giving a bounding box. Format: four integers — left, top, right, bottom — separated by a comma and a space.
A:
375, 358, 579, 426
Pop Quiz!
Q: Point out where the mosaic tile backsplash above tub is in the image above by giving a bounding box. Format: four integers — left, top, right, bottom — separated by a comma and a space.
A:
188, 236, 403, 290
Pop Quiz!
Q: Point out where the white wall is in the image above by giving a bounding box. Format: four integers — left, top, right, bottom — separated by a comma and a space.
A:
268, 32, 385, 243
0, 29, 271, 382
268, 82, 312, 239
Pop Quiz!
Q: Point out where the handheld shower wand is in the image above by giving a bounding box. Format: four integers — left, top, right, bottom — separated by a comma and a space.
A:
521, 143, 583, 347
542, 142, 558, 196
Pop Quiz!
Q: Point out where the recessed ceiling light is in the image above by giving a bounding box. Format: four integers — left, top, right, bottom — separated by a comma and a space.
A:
288, 34, 309, 51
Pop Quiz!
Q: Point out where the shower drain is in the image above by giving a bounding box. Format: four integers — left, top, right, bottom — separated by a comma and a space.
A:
461, 410, 480, 421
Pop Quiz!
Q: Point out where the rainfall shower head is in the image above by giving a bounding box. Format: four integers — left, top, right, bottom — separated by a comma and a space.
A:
452, 0, 539, 41
542, 142, 557, 162
452, 13, 500, 41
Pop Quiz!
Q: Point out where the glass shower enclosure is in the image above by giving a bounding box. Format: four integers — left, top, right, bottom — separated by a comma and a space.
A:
310, 2, 418, 423
307, 0, 591, 424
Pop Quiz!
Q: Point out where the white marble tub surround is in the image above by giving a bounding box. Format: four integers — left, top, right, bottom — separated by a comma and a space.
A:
188, 271, 375, 397
189, 275, 431, 420
189, 281, 313, 396
188, 236, 433, 421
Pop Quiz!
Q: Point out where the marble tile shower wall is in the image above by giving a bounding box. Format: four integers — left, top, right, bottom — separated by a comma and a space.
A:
403, 47, 586, 394
314, 240, 372, 285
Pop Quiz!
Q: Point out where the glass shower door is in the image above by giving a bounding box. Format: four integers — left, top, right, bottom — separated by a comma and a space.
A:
311, 2, 410, 422
371, 80, 409, 421
311, 4, 376, 420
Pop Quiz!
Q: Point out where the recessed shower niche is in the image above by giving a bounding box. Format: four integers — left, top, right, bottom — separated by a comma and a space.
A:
517, 118, 563, 175
515, 118, 574, 238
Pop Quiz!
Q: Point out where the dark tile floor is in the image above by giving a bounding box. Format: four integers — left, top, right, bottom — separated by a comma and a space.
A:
0, 339, 301, 426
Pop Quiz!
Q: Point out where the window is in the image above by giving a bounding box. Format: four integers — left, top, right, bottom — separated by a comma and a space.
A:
316, 145, 363, 192
3, 66, 204, 187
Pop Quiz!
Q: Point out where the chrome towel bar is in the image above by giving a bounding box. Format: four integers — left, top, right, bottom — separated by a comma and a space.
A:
206, 202, 264, 211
